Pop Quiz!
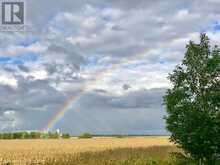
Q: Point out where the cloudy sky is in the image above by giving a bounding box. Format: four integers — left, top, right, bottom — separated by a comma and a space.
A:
0, 0, 220, 135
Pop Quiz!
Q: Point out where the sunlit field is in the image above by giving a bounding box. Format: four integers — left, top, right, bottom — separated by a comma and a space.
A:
0, 137, 176, 164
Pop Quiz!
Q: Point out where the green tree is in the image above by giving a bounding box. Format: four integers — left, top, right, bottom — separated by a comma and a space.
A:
41, 132, 49, 139
62, 133, 70, 139
13, 132, 23, 139
2, 133, 13, 139
29, 132, 41, 139
48, 132, 59, 139
79, 133, 93, 139
164, 34, 220, 165
21, 132, 30, 139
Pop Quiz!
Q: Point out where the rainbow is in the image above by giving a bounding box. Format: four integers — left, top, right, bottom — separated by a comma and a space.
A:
42, 47, 151, 131
42, 95, 79, 131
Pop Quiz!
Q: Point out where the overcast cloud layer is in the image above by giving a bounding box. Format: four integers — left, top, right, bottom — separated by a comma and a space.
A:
0, 0, 220, 135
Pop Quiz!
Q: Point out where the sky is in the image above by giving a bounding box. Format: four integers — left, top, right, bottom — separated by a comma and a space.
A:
0, 0, 220, 135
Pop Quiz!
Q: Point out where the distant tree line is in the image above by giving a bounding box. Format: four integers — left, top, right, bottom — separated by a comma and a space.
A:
0, 132, 70, 139
78, 132, 93, 139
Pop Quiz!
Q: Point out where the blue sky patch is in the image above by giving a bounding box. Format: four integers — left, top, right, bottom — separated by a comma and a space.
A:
213, 21, 220, 32
18, 37, 39, 47
0, 53, 39, 65
123, 61, 146, 69
201, 21, 220, 33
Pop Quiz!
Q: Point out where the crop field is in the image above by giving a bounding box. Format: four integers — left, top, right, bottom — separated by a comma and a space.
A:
0, 137, 178, 165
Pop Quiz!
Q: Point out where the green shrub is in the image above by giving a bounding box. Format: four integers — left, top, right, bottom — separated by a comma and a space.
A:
62, 133, 70, 139
115, 135, 126, 138
78, 133, 93, 139
48, 132, 59, 139
2, 133, 13, 139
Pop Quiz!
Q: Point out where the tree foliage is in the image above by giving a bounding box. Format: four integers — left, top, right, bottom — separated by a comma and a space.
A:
164, 34, 220, 164
78, 132, 93, 139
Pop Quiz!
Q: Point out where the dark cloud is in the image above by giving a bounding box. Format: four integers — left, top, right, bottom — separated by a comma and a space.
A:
109, 88, 165, 109
122, 84, 131, 90
0, 0, 220, 134
0, 77, 69, 130
18, 65, 30, 72
56, 88, 167, 135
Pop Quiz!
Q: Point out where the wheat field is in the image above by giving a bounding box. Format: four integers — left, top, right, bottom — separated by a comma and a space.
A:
0, 137, 172, 163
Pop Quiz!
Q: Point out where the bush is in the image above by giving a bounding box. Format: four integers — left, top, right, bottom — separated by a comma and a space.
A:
62, 133, 70, 139
48, 132, 59, 139
2, 133, 13, 139
13, 132, 23, 139
79, 133, 93, 139
115, 135, 126, 138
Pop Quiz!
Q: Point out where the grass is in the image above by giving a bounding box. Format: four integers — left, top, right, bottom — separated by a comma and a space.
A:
45, 147, 220, 165
46, 146, 180, 165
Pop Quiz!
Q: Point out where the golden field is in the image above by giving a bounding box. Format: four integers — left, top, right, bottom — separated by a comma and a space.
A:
0, 137, 180, 165
0, 137, 171, 159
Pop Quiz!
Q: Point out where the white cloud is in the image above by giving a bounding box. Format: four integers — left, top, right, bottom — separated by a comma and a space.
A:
27, 70, 48, 80
0, 0, 219, 133
206, 31, 220, 45
1, 42, 47, 56
0, 75, 17, 88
